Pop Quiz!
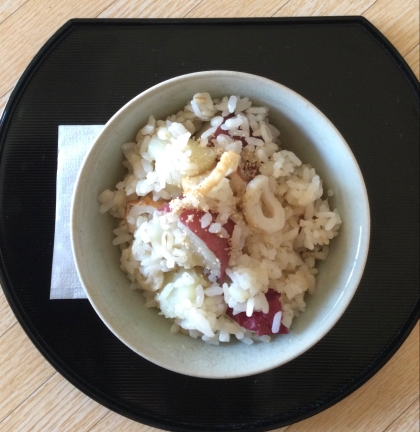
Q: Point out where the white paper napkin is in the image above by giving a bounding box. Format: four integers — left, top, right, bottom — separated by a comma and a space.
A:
50, 125, 104, 299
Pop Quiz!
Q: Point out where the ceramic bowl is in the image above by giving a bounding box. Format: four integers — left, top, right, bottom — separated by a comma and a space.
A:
71, 71, 370, 378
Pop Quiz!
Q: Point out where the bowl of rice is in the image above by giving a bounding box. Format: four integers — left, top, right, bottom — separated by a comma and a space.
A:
71, 71, 370, 378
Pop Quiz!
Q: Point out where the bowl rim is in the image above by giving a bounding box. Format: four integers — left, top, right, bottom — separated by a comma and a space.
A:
71, 70, 371, 378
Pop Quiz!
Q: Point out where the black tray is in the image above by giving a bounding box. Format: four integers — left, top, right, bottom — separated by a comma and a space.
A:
0, 18, 418, 432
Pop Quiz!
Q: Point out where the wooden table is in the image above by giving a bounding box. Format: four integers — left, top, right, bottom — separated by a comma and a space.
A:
0, 1, 418, 431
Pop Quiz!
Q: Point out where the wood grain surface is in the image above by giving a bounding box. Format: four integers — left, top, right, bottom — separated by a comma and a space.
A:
0, 1, 418, 431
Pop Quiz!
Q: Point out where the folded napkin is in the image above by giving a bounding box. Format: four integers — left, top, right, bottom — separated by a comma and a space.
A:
50, 125, 104, 299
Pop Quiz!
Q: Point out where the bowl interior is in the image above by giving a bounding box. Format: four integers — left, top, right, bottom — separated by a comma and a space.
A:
72, 71, 370, 378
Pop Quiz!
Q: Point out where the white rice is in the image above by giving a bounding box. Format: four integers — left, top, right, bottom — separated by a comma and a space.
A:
99, 92, 342, 345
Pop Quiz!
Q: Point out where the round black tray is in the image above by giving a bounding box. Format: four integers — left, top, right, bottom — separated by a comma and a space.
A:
0, 18, 418, 432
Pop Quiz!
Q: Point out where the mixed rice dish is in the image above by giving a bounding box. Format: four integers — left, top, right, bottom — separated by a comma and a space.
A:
98, 93, 342, 345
